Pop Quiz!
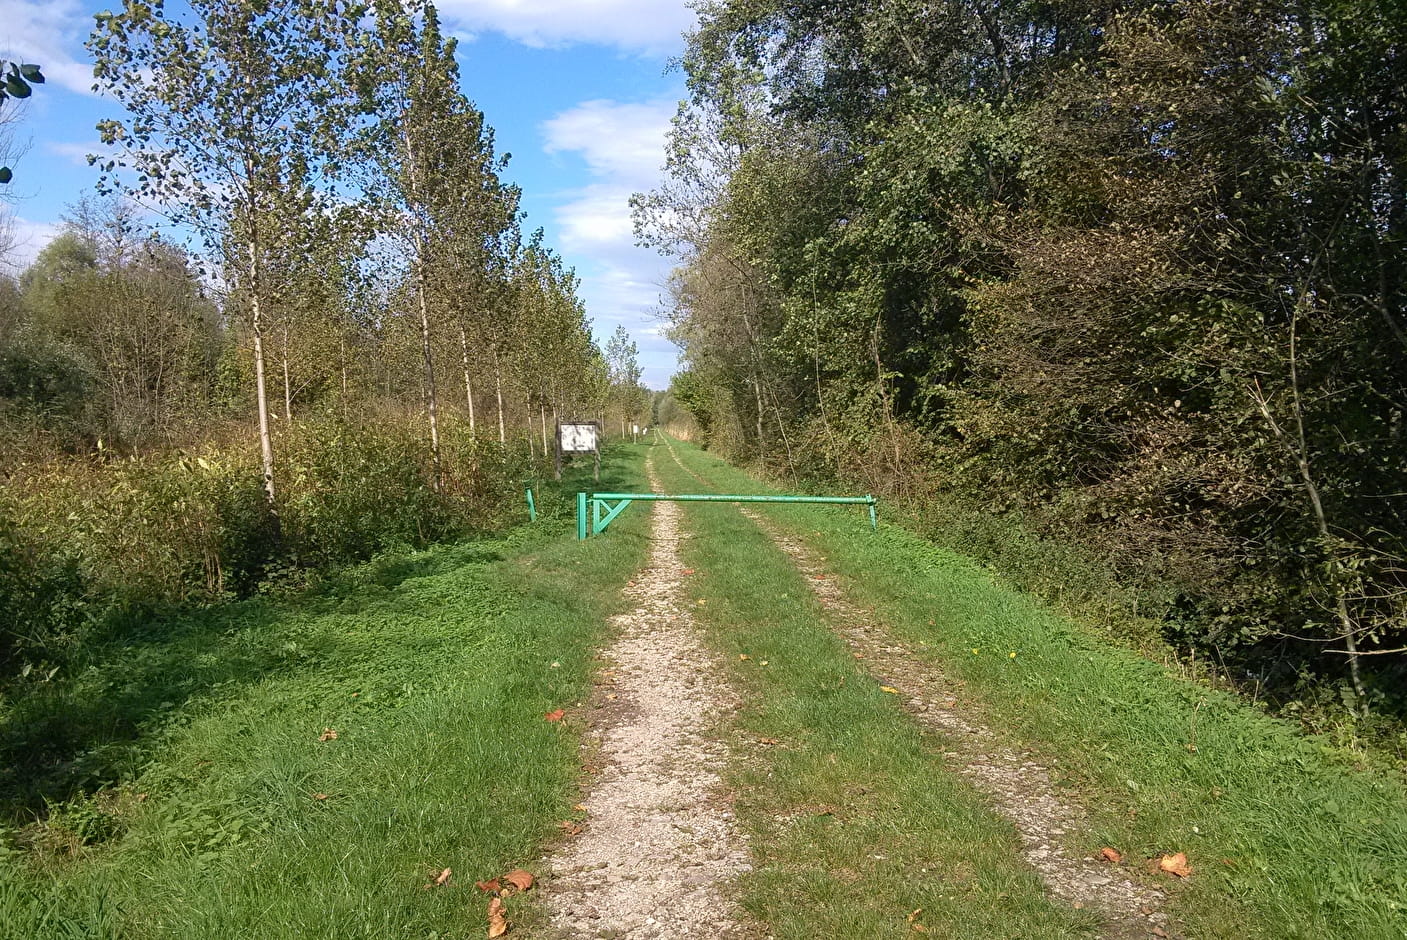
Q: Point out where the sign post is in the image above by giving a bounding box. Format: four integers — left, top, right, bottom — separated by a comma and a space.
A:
556, 421, 601, 482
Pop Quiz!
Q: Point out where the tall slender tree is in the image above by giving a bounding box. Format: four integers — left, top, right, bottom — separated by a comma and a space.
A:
89, 0, 366, 510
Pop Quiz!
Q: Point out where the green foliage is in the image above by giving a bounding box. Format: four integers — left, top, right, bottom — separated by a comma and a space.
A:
0, 415, 553, 678
644, 0, 1407, 709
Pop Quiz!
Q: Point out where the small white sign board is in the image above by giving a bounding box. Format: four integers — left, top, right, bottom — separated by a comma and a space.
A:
559, 423, 599, 454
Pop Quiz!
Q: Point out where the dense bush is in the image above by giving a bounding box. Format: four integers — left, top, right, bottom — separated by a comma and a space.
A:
0, 416, 541, 677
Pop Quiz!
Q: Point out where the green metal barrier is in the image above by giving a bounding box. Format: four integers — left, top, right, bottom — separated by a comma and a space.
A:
577, 491, 877, 538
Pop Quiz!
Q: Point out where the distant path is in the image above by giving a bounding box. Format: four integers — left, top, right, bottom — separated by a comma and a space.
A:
539, 451, 753, 939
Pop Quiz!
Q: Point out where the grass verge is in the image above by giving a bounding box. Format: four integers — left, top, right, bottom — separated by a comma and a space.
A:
0, 445, 651, 939
665, 438, 1407, 940
650, 442, 1095, 939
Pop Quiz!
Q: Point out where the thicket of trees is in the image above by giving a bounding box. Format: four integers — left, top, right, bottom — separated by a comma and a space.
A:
0, 0, 650, 676
639, 0, 1406, 710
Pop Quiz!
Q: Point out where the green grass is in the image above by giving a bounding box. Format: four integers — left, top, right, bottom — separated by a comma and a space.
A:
664, 438, 1407, 939
650, 443, 1095, 939
0, 445, 652, 939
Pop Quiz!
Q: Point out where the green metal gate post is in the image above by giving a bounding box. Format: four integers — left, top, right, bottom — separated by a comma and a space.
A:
576, 492, 588, 540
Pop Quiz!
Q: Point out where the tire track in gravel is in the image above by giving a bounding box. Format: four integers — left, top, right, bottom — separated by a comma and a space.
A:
538, 451, 755, 940
659, 436, 1173, 940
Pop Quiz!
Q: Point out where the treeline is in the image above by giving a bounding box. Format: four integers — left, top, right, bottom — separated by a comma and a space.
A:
0, 0, 651, 676
638, 0, 1406, 710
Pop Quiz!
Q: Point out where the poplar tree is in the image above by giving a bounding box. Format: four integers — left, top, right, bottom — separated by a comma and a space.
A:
359, 0, 517, 482
88, 0, 365, 511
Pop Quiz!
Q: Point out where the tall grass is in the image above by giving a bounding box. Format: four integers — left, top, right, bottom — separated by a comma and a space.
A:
0, 415, 542, 676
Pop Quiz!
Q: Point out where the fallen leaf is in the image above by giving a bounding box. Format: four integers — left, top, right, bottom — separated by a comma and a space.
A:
852, 652, 865, 659
681, 568, 695, 575
318, 728, 338, 742
1099, 847, 1123, 864
312, 792, 329, 801
475, 878, 501, 894
573, 803, 588, 813
544, 709, 565, 722
739, 654, 750, 661
487, 896, 508, 938
880, 686, 900, 694
504, 869, 535, 892
1158, 852, 1193, 878
757, 737, 781, 745
906, 909, 923, 923
558, 820, 584, 835
1152, 928, 1168, 938
759, 660, 769, 666
813, 574, 829, 580
433, 868, 452, 887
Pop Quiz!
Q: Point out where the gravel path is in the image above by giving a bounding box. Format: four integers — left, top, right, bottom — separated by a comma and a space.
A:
538, 454, 754, 940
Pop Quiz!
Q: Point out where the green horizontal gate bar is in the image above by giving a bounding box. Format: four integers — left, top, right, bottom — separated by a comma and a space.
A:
577, 492, 877, 538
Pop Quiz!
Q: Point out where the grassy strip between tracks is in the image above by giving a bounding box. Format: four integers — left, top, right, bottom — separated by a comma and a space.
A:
665, 437, 1407, 940
0, 445, 652, 940
651, 443, 1094, 939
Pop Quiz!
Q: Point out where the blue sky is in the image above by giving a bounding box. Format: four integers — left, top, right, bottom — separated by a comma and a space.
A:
0, 0, 696, 389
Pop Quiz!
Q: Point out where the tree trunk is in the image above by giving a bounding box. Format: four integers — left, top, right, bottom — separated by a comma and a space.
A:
540, 401, 549, 454
494, 347, 507, 445
414, 255, 442, 492
281, 323, 292, 422
526, 397, 536, 460
339, 337, 348, 417
460, 326, 476, 432
1250, 309, 1367, 708
247, 242, 277, 513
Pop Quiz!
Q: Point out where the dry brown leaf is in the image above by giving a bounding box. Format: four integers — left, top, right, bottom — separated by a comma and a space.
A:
1158, 852, 1193, 878
757, 737, 781, 746
1099, 847, 1123, 864
487, 896, 508, 938
543, 709, 565, 723
318, 728, 338, 742
312, 792, 329, 801
906, 909, 923, 923
475, 878, 501, 894
880, 686, 900, 694
573, 803, 588, 813
504, 869, 535, 892
558, 820, 584, 835
738, 654, 750, 661
433, 868, 452, 887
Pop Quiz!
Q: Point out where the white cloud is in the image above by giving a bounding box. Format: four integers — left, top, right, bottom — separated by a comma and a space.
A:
2, 214, 59, 274
540, 97, 680, 386
0, 0, 96, 96
438, 0, 694, 53
544, 99, 677, 179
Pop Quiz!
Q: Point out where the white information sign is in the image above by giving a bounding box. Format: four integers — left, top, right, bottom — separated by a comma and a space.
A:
559, 423, 599, 454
